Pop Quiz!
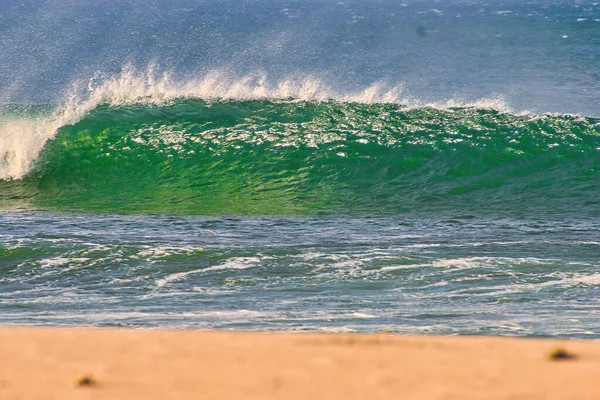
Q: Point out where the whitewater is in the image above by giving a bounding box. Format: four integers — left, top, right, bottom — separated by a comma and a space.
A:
1, 0, 599, 336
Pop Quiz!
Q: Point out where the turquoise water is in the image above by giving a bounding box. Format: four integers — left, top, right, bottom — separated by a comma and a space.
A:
1, 0, 599, 336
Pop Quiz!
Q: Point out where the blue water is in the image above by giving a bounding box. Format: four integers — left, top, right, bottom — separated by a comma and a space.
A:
1, 212, 599, 336
0, 0, 599, 336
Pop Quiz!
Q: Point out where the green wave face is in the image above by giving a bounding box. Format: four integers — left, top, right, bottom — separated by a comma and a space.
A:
10, 99, 600, 215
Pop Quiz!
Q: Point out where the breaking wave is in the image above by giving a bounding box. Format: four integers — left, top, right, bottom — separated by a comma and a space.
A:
1, 68, 598, 216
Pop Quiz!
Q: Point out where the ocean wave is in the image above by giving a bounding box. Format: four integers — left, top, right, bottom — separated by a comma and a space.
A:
0, 68, 598, 216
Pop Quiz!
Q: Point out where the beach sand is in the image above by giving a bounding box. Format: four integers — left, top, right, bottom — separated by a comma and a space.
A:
0, 328, 598, 399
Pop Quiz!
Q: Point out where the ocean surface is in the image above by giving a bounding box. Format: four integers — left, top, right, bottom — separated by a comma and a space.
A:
1, 0, 599, 337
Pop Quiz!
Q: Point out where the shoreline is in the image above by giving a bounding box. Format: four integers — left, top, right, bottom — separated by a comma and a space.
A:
1, 328, 599, 399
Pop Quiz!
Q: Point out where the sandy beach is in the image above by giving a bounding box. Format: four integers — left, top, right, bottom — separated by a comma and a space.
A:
0, 328, 598, 399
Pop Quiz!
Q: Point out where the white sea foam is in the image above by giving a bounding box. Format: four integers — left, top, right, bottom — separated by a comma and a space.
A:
350, 312, 377, 319
0, 64, 518, 181
39, 256, 89, 268
0, 117, 63, 180
153, 256, 261, 288
203, 256, 262, 272
155, 271, 193, 288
